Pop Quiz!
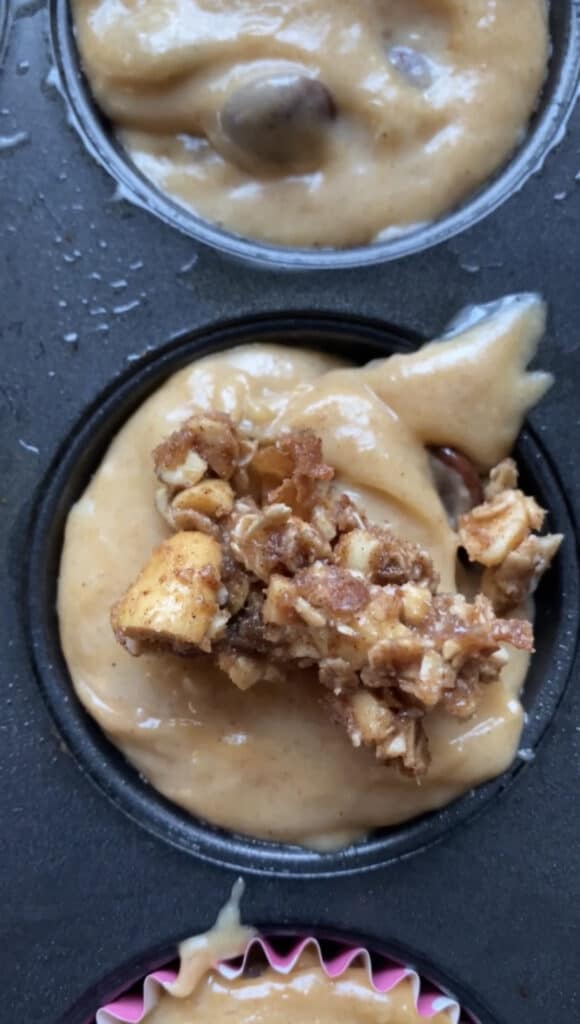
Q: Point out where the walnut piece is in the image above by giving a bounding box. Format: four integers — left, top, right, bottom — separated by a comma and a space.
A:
482, 533, 562, 616
335, 526, 437, 590
153, 412, 240, 483
334, 690, 429, 776
230, 500, 332, 581
110, 415, 557, 778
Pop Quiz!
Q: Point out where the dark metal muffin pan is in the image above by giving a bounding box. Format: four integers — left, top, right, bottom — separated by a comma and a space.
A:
2, 1, 580, 1022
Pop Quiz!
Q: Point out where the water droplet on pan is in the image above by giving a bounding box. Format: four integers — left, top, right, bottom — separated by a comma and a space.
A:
126, 344, 155, 363
0, 131, 29, 154
113, 299, 141, 315
43, 66, 62, 96
178, 254, 199, 275
18, 439, 40, 454
517, 748, 535, 763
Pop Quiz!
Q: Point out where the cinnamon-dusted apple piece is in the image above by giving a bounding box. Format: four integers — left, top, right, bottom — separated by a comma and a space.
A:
111, 531, 225, 655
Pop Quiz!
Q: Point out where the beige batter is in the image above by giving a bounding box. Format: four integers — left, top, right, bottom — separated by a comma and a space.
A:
59, 295, 551, 848
146, 959, 452, 1024
134, 885, 455, 1023
72, 0, 549, 248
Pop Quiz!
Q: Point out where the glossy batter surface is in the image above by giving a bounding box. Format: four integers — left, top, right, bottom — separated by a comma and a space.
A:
72, 0, 549, 247
135, 892, 455, 1023
59, 297, 550, 847
147, 960, 452, 1024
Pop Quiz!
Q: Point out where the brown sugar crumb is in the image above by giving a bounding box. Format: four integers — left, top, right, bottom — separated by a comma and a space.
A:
257, 568, 531, 774
111, 414, 559, 777
334, 690, 429, 776
250, 428, 334, 518
153, 412, 242, 484
334, 526, 437, 590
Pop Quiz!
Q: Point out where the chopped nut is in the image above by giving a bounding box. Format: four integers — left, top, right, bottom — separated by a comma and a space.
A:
250, 429, 334, 518
173, 479, 235, 518
335, 689, 430, 775
217, 652, 282, 690
459, 459, 560, 613
255, 560, 531, 763
230, 504, 332, 581
401, 583, 433, 625
261, 574, 294, 626
319, 657, 360, 694
156, 446, 207, 491
153, 412, 240, 486
482, 532, 563, 615
335, 526, 437, 590
332, 527, 381, 576
460, 489, 544, 566
485, 458, 519, 499
405, 650, 454, 708
294, 596, 327, 629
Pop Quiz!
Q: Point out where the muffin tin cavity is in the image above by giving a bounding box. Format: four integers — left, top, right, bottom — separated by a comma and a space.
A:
49, 0, 580, 268
56, 930, 489, 1024
27, 315, 579, 878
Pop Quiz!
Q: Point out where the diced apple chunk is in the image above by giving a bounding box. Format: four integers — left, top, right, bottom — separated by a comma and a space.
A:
111, 531, 222, 653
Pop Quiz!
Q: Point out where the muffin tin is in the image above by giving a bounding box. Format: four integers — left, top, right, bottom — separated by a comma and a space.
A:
2, 2, 580, 1023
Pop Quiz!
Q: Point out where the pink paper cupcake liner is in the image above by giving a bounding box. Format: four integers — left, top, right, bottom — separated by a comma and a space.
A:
96, 935, 473, 1024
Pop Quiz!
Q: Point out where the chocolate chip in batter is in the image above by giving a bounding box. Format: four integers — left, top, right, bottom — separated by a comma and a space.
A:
219, 74, 335, 173
389, 46, 432, 89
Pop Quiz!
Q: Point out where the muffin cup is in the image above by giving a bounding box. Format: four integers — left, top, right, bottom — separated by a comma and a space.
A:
49, 0, 580, 268
96, 935, 468, 1023
26, 312, 579, 877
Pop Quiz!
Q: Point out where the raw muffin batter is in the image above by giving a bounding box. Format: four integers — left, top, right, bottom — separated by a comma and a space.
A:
125, 886, 456, 1024
72, 0, 549, 248
145, 960, 452, 1024
59, 296, 556, 848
